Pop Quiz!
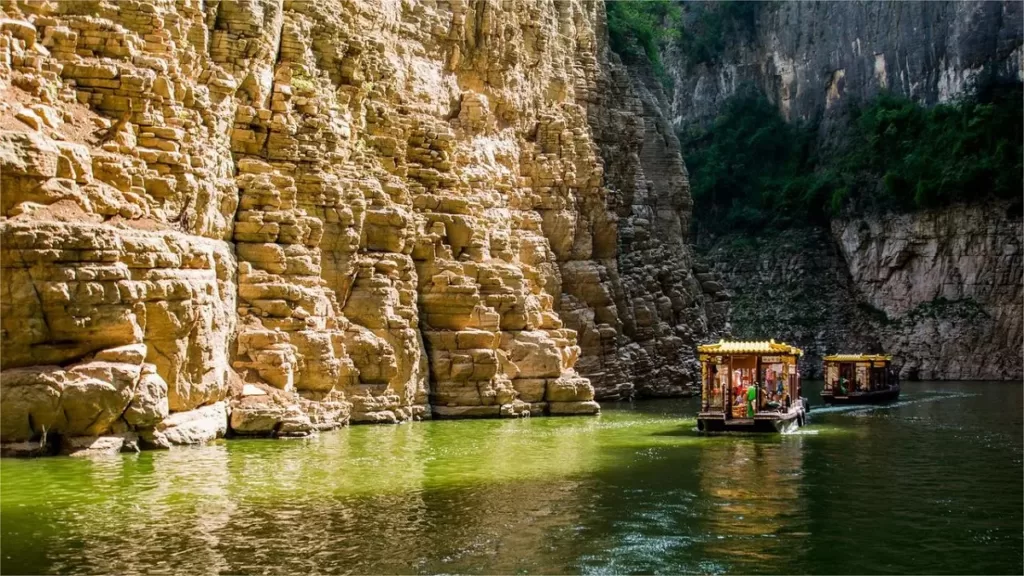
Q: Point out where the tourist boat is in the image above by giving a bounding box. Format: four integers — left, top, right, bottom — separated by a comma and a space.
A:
696, 339, 807, 433
821, 354, 900, 405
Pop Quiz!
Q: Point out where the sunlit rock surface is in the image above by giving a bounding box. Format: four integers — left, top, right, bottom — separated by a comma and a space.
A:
0, 0, 719, 452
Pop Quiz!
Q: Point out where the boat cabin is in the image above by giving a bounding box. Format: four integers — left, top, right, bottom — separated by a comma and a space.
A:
697, 339, 806, 433
821, 354, 900, 405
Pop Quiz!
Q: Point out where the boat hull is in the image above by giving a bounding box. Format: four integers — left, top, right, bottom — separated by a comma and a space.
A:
697, 407, 804, 434
821, 385, 900, 405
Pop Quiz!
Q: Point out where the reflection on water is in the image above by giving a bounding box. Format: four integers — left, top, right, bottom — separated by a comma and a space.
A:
697, 438, 807, 570
2, 382, 1022, 575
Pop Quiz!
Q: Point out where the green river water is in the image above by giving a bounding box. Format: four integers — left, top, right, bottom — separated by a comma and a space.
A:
1, 381, 1021, 574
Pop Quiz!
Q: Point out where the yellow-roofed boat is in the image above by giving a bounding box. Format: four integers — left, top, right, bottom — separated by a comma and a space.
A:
696, 339, 807, 433
821, 354, 900, 405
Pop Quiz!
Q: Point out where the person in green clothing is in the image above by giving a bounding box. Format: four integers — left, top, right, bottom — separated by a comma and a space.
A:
746, 383, 757, 417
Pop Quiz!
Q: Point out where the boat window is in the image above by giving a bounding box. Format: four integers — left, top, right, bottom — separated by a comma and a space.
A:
710, 362, 727, 409
702, 363, 724, 410
856, 363, 871, 391
826, 363, 838, 391
730, 356, 756, 418
871, 366, 887, 389
838, 363, 854, 393
760, 362, 790, 412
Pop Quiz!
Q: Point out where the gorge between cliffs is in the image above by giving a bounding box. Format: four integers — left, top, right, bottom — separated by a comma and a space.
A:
0, 0, 1020, 459
1, 2, 1023, 575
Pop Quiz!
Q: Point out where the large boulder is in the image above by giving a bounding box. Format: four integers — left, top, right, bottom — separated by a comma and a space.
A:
0, 360, 138, 442
141, 402, 228, 448
229, 394, 314, 437
124, 366, 170, 428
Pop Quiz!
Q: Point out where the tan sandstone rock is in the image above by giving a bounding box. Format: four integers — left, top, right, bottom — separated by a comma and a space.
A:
0, 0, 730, 454
141, 402, 228, 449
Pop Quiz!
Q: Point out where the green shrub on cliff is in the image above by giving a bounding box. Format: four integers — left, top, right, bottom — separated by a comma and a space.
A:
684, 82, 1023, 232
682, 89, 833, 232
676, 1, 760, 66
843, 86, 1023, 211
605, 0, 680, 86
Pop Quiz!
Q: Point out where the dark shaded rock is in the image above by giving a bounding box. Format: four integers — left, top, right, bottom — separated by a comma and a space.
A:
668, 1, 1023, 135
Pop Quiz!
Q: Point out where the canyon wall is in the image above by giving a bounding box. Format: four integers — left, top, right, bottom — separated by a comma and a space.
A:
0, 0, 716, 455
674, 1, 1023, 381
578, 58, 727, 400
702, 229, 874, 380
668, 0, 1023, 133
833, 204, 1022, 380
705, 204, 1023, 380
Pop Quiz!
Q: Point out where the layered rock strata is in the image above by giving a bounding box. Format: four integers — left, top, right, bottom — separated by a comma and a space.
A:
702, 229, 878, 380
833, 204, 1022, 380
0, 0, 712, 455
573, 54, 726, 399
704, 203, 1022, 381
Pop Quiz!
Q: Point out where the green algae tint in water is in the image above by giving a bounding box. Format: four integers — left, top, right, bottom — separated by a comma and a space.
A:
1, 382, 1021, 574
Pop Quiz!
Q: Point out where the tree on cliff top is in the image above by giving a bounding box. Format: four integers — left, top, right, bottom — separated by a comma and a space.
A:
605, 0, 680, 86
682, 88, 832, 233
675, 0, 760, 67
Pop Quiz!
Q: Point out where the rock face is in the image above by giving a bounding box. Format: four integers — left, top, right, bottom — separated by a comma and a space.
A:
702, 229, 876, 380
833, 204, 1023, 380
0, 0, 716, 453
675, 1, 1023, 382
568, 45, 726, 400
705, 204, 1023, 381
668, 0, 1023, 133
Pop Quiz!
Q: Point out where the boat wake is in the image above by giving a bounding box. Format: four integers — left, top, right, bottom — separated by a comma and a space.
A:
807, 404, 867, 415
780, 428, 820, 436
811, 392, 979, 417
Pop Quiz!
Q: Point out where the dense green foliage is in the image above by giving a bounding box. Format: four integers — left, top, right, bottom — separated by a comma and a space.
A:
676, 1, 759, 66
605, 1, 760, 86
684, 84, 1024, 232
682, 89, 832, 230
842, 87, 1023, 211
605, 1, 680, 86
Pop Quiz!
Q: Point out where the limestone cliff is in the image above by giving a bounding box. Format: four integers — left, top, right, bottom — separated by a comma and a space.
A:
668, 0, 1023, 133
0, 0, 712, 455
705, 204, 1023, 381
573, 46, 726, 400
833, 204, 1022, 380
702, 229, 875, 380
675, 1, 1023, 381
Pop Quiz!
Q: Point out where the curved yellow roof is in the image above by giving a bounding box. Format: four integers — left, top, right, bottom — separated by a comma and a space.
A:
824, 354, 892, 362
698, 339, 803, 356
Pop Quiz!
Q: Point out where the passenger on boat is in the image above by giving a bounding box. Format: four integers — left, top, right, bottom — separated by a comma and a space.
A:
745, 383, 757, 417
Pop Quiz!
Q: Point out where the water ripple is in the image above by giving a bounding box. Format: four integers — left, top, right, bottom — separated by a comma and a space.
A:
1, 382, 1021, 575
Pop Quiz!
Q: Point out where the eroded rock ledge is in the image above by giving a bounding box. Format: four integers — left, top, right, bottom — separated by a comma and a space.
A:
0, 0, 718, 456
